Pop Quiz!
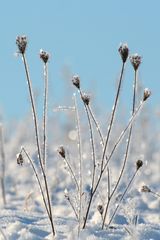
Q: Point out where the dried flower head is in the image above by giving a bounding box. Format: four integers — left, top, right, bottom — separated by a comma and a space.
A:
97, 204, 104, 215
64, 188, 69, 200
118, 43, 129, 63
40, 49, 50, 63
57, 146, 66, 158
72, 75, 80, 89
130, 54, 142, 70
17, 153, 24, 166
141, 185, 151, 193
81, 93, 90, 105
16, 35, 27, 54
143, 88, 151, 101
136, 159, 143, 170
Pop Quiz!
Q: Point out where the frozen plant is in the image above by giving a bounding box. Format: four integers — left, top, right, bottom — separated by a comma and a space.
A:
16, 35, 55, 238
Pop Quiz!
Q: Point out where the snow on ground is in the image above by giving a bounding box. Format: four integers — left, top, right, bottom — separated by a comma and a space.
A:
0, 110, 159, 239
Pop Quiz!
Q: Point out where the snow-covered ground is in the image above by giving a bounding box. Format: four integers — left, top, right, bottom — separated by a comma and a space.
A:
0, 106, 159, 239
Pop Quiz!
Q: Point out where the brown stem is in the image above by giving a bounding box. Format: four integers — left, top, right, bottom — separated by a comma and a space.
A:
43, 63, 48, 167
79, 90, 96, 229
101, 62, 125, 171
102, 69, 138, 228
21, 54, 55, 237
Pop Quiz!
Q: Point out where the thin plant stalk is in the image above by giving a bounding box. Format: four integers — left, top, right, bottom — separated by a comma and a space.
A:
108, 168, 139, 226
21, 53, 55, 237
102, 68, 138, 228
22, 54, 43, 168
64, 152, 79, 192
0, 125, 6, 206
42, 63, 48, 168
87, 105, 104, 146
79, 90, 97, 229
101, 62, 125, 171
87, 105, 111, 217
73, 94, 83, 232
21, 147, 50, 216
65, 194, 79, 220
103, 100, 144, 171
150, 191, 160, 198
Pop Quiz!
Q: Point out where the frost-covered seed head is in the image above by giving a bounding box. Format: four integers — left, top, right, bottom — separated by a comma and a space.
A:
82, 93, 90, 105
118, 43, 129, 63
141, 185, 151, 193
16, 35, 27, 54
130, 54, 142, 70
39, 49, 50, 63
57, 146, 66, 158
97, 204, 104, 215
72, 75, 80, 89
143, 88, 151, 101
17, 153, 24, 166
64, 189, 69, 200
136, 159, 143, 170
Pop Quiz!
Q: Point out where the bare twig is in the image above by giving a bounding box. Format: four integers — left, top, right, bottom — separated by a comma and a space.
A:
102, 64, 139, 228
73, 94, 83, 231
42, 63, 48, 168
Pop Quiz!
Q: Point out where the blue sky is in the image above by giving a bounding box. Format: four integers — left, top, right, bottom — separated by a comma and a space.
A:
0, 0, 159, 120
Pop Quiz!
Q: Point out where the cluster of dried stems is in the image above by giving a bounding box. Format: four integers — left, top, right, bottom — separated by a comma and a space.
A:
58, 43, 153, 233
1, 36, 159, 239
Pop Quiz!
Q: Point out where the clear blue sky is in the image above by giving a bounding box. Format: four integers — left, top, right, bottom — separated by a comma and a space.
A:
0, 0, 159, 120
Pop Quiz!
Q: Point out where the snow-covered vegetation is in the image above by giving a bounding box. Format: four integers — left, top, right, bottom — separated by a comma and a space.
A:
0, 37, 159, 239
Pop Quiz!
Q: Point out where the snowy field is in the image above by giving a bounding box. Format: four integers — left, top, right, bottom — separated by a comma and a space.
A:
0, 107, 159, 240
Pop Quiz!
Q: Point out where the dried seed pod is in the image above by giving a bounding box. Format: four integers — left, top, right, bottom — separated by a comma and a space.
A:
16, 35, 27, 54
130, 54, 142, 70
40, 49, 50, 63
97, 204, 104, 215
81, 93, 90, 105
118, 43, 129, 63
72, 75, 80, 89
17, 153, 24, 166
136, 159, 143, 170
57, 146, 66, 158
141, 185, 151, 193
143, 88, 151, 101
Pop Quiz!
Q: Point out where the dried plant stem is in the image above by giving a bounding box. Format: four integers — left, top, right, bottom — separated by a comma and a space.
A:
108, 168, 139, 226
21, 54, 55, 237
43, 63, 48, 168
102, 68, 138, 228
64, 153, 79, 192
22, 54, 43, 168
101, 62, 125, 171
73, 95, 83, 231
150, 190, 160, 198
97, 62, 125, 227
79, 90, 97, 229
103, 100, 144, 171
87, 105, 111, 218
0, 125, 6, 206
66, 195, 79, 220
21, 147, 50, 216
87, 105, 104, 145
